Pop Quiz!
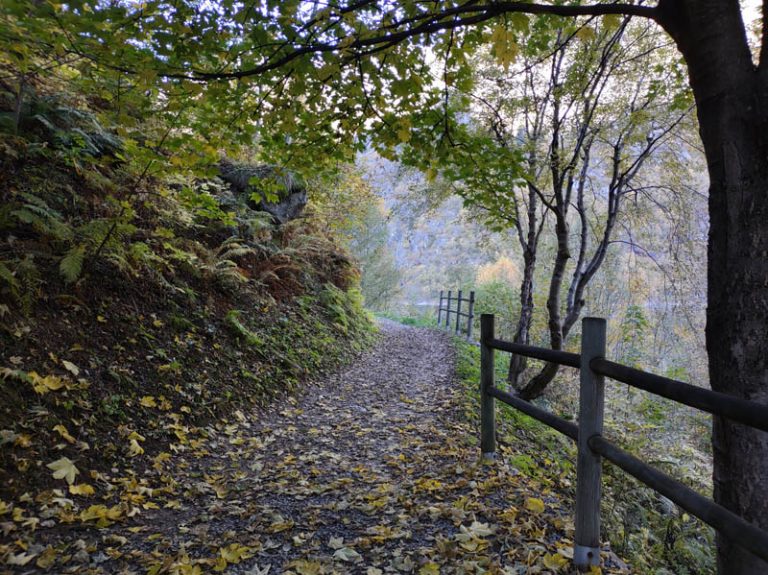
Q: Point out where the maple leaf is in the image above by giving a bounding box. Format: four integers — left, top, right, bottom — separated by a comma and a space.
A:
288, 559, 323, 575
35, 547, 57, 569
525, 497, 546, 514
140, 395, 158, 407
6, 552, 36, 566
80, 504, 122, 527
69, 483, 95, 496
47, 456, 79, 484
127, 438, 145, 456
28, 371, 67, 394
333, 547, 362, 562
542, 553, 569, 570
219, 543, 254, 564
53, 424, 76, 444
14, 433, 32, 448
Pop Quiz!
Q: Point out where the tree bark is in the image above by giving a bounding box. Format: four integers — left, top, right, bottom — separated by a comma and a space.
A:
658, 1, 768, 571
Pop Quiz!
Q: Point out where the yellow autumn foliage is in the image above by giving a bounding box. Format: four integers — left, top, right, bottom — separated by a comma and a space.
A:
476, 256, 520, 285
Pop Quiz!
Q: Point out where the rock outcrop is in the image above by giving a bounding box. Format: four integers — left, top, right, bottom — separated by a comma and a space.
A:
217, 159, 307, 225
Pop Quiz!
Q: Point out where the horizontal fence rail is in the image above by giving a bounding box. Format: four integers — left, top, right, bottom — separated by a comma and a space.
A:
437, 289, 475, 338
478, 313, 768, 571
590, 358, 768, 433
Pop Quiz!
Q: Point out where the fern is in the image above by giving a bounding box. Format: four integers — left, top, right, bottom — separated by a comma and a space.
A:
0, 260, 19, 294
15, 256, 40, 316
59, 244, 86, 284
212, 259, 248, 290
217, 238, 260, 261
11, 192, 73, 241
225, 310, 264, 347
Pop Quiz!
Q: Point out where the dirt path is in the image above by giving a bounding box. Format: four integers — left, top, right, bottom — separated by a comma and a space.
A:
9, 321, 625, 574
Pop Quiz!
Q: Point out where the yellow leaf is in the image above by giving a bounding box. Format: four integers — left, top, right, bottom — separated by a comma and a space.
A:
47, 456, 79, 484
80, 504, 122, 527
219, 543, 253, 564
0, 500, 10, 515
6, 552, 35, 566
576, 26, 597, 42
542, 552, 569, 570
396, 119, 412, 143
128, 431, 146, 442
35, 546, 57, 569
289, 559, 323, 575
603, 13, 622, 31
69, 483, 95, 496
419, 562, 440, 575
14, 433, 32, 448
53, 424, 76, 444
127, 439, 144, 457
140, 395, 157, 408
490, 24, 519, 70
525, 497, 545, 514
28, 371, 66, 394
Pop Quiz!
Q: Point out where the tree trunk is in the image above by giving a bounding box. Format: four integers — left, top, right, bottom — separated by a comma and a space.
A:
658, 1, 768, 571
508, 249, 535, 387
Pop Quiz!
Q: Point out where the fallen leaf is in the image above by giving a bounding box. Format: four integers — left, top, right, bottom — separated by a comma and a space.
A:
127, 439, 144, 457
61, 360, 80, 376
53, 424, 76, 444
47, 457, 79, 484
525, 497, 545, 514
140, 396, 157, 407
69, 483, 95, 496
333, 547, 362, 562
542, 552, 569, 570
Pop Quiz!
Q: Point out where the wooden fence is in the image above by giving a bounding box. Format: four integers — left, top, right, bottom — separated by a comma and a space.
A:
479, 313, 768, 571
437, 289, 475, 338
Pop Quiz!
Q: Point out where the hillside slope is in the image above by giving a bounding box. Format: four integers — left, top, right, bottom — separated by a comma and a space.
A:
0, 94, 375, 569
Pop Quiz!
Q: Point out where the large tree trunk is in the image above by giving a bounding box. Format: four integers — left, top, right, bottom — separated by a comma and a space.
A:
658, 1, 768, 571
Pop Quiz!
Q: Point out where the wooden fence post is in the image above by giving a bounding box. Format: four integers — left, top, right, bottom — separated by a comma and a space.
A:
480, 314, 496, 459
455, 290, 463, 335
467, 291, 475, 340
445, 290, 452, 329
574, 317, 607, 571
437, 290, 444, 325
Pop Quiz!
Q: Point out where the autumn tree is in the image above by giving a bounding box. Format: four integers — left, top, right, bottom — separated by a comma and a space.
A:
407, 18, 692, 399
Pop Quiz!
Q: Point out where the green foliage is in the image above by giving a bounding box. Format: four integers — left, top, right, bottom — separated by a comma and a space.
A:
177, 185, 236, 226
226, 310, 265, 347
346, 202, 401, 312
10, 192, 73, 242
620, 304, 649, 368
59, 244, 86, 284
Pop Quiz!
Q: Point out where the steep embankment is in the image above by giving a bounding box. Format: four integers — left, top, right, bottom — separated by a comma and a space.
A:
0, 96, 375, 570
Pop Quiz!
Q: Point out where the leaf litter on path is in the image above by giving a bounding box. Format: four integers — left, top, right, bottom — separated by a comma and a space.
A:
1, 320, 629, 574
